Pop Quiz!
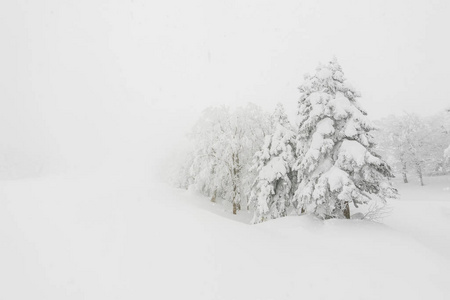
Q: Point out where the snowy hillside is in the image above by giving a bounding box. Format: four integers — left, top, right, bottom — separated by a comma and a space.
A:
2, 0, 450, 299
1, 172, 450, 300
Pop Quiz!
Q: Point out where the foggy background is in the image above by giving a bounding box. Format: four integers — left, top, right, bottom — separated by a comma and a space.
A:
1, 0, 449, 178
1, 2, 450, 299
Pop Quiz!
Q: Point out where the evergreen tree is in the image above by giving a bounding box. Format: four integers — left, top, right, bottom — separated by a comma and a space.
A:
250, 104, 296, 223
271, 102, 291, 129
293, 58, 397, 219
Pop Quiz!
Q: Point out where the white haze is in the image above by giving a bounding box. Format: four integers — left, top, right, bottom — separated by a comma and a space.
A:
2, 2, 450, 299
1, 0, 449, 175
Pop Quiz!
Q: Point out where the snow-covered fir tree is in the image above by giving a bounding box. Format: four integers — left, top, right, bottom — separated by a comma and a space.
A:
270, 102, 291, 129
293, 58, 397, 219
249, 104, 296, 223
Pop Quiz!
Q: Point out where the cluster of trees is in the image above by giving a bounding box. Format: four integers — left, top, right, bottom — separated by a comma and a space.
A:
174, 58, 407, 223
174, 104, 272, 214
374, 110, 450, 186
250, 59, 397, 223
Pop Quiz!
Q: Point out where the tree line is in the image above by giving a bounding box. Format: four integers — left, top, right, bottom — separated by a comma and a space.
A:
172, 58, 449, 223
374, 112, 450, 186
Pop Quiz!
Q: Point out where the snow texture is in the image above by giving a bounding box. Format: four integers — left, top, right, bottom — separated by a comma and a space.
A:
1, 171, 450, 300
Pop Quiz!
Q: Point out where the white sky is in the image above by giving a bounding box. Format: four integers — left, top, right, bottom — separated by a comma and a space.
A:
1, 0, 449, 170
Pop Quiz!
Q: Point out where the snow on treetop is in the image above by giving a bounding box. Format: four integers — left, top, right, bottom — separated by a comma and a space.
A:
316, 68, 333, 80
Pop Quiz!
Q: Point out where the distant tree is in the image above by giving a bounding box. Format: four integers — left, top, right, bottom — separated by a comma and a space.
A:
249, 104, 296, 223
168, 144, 195, 189
423, 112, 450, 175
444, 108, 450, 165
270, 102, 292, 129
375, 111, 450, 185
293, 58, 397, 219
401, 114, 430, 185
445, 146, 450, 163
189, 104, 270, 214
374, 116, 410, 183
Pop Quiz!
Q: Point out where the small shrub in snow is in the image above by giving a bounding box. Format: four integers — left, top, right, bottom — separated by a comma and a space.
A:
362, 202, 392, 222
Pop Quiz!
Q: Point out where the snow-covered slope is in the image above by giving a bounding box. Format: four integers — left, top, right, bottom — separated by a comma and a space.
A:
2, 1, 450, 298
1, 171, 450, 299
385, 176, 450, 259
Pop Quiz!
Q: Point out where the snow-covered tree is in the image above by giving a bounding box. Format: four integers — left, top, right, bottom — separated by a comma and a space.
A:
445, 146, 450, 163
420, 113, 450, 176
293, 58, 397, 219
167, 142, 195, 189
249, 104, 296, 223
401, 114, 430, 185
189, 104, 271, 214
374, 111, 450, 184
444, 107, 450, 165
374, 116, 410, 183
188, 107, 230, 201
270, 102, 291, 129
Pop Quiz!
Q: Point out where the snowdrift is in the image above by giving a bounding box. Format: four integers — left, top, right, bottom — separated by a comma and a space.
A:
1, 172, 450, 300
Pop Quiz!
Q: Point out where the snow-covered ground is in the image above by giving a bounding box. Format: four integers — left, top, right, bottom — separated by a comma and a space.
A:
1, 169, 449, 299
2, 1, 450, 298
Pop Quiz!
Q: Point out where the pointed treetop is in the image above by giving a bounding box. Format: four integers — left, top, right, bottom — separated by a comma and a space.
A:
293, 58, 397, 219
271, 102, 291, 129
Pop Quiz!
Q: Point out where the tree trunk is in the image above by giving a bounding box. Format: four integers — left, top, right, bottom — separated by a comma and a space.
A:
231, 152, 241, 215
440, 161, 446, 175
211, 190, 216, 203
416, 162, 424, 186
231, 182, 238, 215
343, 202, 351, 219
402, 172, 408, 183
402, 162, 408, 183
